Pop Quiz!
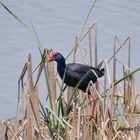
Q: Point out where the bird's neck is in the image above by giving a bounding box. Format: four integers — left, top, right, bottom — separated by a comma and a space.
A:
57, 60, 66, 79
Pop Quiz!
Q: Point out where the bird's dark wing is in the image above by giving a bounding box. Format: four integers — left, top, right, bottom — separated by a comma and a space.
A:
65, 63, 104, 91
66, 63, 99, 74
66, 63, 101, 81
66, 64, 85, 80
67, 63, 87, 74
65, 64, 88, 88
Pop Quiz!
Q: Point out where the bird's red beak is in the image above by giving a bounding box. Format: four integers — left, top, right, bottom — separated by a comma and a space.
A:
48, 52, 57, 62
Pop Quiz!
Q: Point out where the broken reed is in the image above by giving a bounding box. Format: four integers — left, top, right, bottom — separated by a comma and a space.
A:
0, 22, 140, 140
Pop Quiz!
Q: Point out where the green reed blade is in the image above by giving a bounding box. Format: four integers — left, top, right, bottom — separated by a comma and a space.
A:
58, 69, 66, 117
80, 0, 96, 39
0, 1, 30, 31
46, 106, 65, 128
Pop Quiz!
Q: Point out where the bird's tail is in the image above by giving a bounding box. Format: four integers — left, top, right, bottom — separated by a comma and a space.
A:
99, 68, 105, 77
96, 60, 104, 69
101, 68, 105, 74
96, 60, 105, 75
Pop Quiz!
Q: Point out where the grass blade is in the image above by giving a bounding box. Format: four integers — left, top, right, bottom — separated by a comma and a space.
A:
58, 69, 66, 117
46, 106, 65, 128
80, 0, 96, 38
0, 1, 30, 31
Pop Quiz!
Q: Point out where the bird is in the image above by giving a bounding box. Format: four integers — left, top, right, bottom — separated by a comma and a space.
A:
48, 52, 104, 115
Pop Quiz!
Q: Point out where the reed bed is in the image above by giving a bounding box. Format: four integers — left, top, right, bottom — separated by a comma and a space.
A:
0, 22, 140, 140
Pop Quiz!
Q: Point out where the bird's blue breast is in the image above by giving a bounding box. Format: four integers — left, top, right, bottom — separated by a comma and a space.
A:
57, 62, 66, 79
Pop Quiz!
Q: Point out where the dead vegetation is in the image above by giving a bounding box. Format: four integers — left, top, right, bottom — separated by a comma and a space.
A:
0, 22, 140, 140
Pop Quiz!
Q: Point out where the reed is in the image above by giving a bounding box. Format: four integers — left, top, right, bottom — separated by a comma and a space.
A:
0, 22, 139, 140
0, 1, 140, 140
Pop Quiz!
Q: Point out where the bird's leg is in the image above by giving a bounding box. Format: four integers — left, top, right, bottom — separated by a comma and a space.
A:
88, 91, 96, 116
90, 94, 96, 116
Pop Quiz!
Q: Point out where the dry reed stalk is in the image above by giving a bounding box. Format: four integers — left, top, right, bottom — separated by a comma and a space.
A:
88, 119, 92, 140
26, 95, 33, 140
87, 93, 92, 116
137, 133, 140, 140
80, 22, 96, 42
34, 126, 46, 140
73, 36, 78, 63
17, 63, 27, 123
96, 101, 102, 139
34, 60, 44, 88
111, 77, 116, 120
21, 84, 25, 123
66, 22, 97, 65
77, 36, 85, 63
29, 93, 40, 133
103, 69, 107, 111
111, 38, 117, 119
113, 42, 129, 115
107, 36, 130, 64
123, 66, 127, 108
88, 27, 92, 66
94, 24, 100, 98
102, 118, 110, 134
71, 103, 77, 140
79, 93, 86, 113
34, 87, 40, 125
47, 50, 57, 108
11, 120, 27, 139
48, 58, 57, 113
85, 117, 91, 140
64, 124, 69, 140
114, 37, 134, 115
82, 119, 88, 140
0, 20, 140, 140
0, 119, 4, 138
34, 49, 49, 88
104, 59, 111, 123
112, 131, 121, 140
26, 54, 36, 140
4, 121, 14, 137
65, 23, 97, 62
94, 22, 98, 67
128, 38, 131, 68
77, 107, 81, 140
62, 119, 73, 129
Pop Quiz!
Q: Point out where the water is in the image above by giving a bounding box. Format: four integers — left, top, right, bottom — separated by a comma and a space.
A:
0, 0, 140, 118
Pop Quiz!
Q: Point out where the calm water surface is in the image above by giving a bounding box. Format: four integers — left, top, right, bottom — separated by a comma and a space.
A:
0, 0, 140, 118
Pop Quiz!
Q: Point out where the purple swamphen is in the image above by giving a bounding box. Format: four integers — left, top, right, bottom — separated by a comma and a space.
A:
48, 52, 104, 115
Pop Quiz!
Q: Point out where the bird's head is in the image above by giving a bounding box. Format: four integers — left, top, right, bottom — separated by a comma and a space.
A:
48, 52, 65, 63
